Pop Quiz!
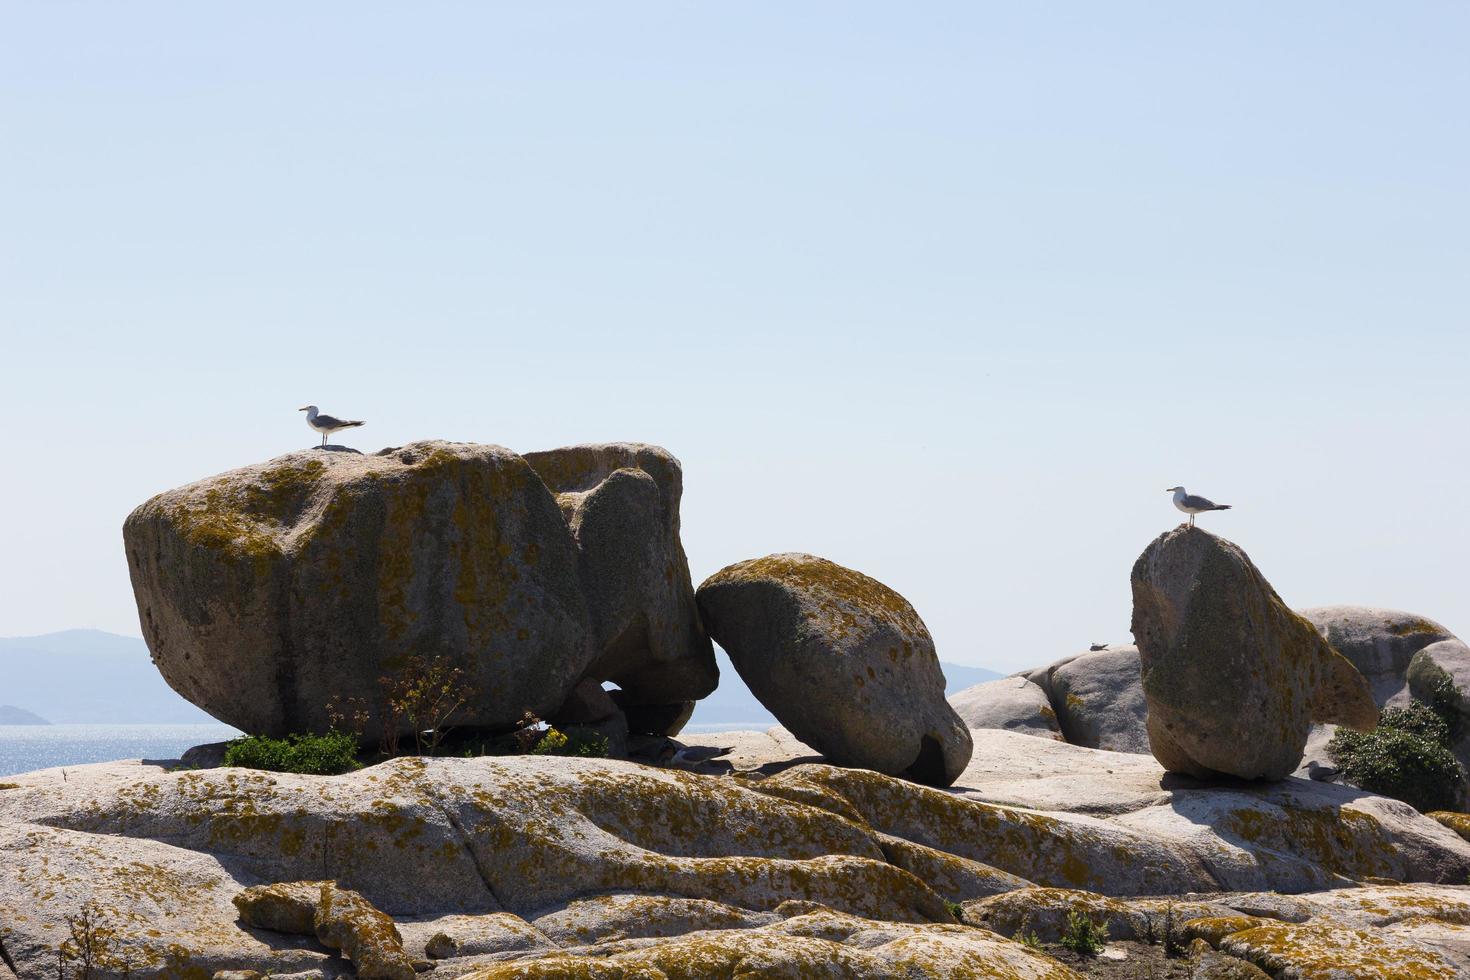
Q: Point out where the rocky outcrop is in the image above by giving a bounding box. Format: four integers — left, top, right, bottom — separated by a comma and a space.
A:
235, 881, 417, 980
949, 676, 1062, 740
2, 730, 1469, 978
1130, 526, 1378, 780
696, 553, 973, 786
123, 441, 714, 743
962, 884, 1470, 978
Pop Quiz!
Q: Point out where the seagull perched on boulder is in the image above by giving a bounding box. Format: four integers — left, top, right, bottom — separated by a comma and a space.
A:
1166, 486, 1232, 526
299, 405, 365, 448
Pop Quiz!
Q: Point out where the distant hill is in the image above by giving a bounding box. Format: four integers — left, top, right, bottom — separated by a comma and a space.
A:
0, 630, 1002, 729
0, 630, 213, 724
0, 705, 50, 725
686, 649, 1002, 729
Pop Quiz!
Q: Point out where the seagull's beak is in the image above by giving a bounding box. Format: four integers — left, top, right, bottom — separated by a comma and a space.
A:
297, 406, 308, 411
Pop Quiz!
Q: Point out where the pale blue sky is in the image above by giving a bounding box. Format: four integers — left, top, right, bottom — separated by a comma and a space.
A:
3, 4, 1467, 671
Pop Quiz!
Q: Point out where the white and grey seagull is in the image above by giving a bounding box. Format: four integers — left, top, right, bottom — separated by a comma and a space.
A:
299, 405, 365, 448
1166, 486, 1232, 526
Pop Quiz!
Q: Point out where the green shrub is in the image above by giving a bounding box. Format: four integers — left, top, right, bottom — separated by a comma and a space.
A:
1328, 725, 1465, 813
1058, 910, 1108, 956
531, 727, 610, 758
223, 731, 361, 775
1329, 689, 1467, 814
944, 900, 964, 923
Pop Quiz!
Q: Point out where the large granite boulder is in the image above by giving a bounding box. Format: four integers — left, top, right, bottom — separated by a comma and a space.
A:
124, 441, 594, 740
949, 676, 1063, 740
1300, 606, 1456, 707
1130, 527, 1378, 780
123, 440, 715, 743
1048, 645, 1149, 754
696, 553, 972, 786
523, 444, 717, 713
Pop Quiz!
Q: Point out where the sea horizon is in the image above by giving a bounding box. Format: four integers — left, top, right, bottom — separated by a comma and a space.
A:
0, 720, 779, 778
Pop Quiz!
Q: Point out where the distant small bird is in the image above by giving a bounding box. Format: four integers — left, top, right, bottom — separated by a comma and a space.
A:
1089, 643, 1109, 652
1166, 486, 1232, 527
299, 405, 365, 448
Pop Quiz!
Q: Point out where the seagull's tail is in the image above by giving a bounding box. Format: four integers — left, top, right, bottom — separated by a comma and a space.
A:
343, 420, 366, 428
1213, 504, 1232, 511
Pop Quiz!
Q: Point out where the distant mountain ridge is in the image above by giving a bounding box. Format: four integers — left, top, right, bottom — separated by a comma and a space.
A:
0, 630, 212, 724
0, 705, 50, 725
0, 631, 1002, 729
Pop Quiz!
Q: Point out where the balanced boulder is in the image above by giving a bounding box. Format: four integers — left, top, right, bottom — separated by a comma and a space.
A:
1130, 527, 1377, 780
124, 440, 714, 742
696, 553, 972, 786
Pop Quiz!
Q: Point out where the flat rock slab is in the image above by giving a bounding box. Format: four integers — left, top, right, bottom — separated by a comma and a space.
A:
1, 735, 1468, 977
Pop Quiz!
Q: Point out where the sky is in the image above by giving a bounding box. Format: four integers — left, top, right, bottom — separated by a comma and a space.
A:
2, 3, 1467, 673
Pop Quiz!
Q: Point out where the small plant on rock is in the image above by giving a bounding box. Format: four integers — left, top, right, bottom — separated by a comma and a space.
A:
1138, 903, 1185, 957
378, 655, 478, 756
944, 900, 964, 923
532, 726, 605, 756
1058, 910, 1109, 956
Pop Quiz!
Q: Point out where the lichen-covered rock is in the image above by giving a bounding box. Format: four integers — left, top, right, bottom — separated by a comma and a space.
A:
949, 676, 1064, 741
1047, 646, 1149, 754
523, 444, 717, 707
1300, 606, 1456, 706
461, 908, 1084, 979
1130, 526, 1378, 780
963, 887, 1230, 943
4, 745, 1470, 977
1429, 811, 1470, 842
696, 553, 973, 786
1216, 919, 1460, 979
233, 881, 321, 935
124, 441, 595, 740
314, 883, 416, 980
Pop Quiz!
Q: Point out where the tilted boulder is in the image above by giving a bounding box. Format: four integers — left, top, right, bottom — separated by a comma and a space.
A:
523, 443, 718, 717
124, 441, 594, 740
696, 553, 972, 786
1130, 527, 1378, 780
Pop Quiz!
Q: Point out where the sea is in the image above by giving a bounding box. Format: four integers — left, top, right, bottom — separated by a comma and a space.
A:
0, 721, 766, 777
0, 724, 241, 777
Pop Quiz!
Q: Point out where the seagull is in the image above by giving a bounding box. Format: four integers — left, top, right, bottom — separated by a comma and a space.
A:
665, 745, 735, 767
1089, 643, 1109, 652
1166, 486, 1232, 526
299, 405, 366, 448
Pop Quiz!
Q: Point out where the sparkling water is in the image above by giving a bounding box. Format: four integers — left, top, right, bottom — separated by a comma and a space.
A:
0, 724, 240, 777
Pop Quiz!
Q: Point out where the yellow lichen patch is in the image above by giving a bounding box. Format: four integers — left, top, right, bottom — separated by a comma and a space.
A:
705, 554, 927, 639
1181, 915, 1272, 946
965, 888, 1127, 941
315, 882, 416, 980
761, 765, 1169, 893
1221, 803, 1398, 880
1219, 920, 1459, 980
1428, 811, 1470, 843
232, 881, 322, 935
1390, 618, 1445, 637
460, 910, 1084, 979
